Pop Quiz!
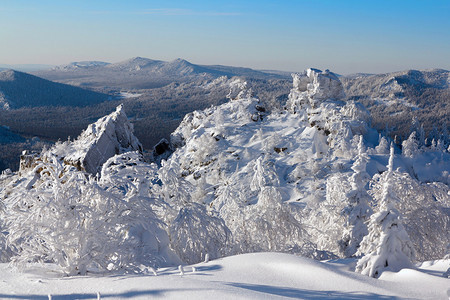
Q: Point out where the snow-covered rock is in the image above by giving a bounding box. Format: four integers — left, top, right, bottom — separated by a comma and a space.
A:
286, 68, 345, 112
65, 104, 142, 174
32, 104, 142, 175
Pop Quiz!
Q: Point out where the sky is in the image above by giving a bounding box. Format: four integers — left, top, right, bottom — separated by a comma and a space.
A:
0, 0, 449, 74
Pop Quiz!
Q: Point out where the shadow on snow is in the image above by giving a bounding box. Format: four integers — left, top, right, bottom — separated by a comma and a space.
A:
225, 282, 399, 299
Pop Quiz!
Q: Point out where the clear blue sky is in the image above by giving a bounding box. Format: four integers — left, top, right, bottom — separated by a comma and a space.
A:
0, 0, 449, 74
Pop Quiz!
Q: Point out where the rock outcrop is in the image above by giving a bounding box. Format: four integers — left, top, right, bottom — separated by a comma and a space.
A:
63, 104, 142, 174
20, 104, 143, 175
286, 68, 345, 112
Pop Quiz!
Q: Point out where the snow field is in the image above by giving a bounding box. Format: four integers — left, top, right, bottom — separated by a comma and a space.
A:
0, 253, 448, 299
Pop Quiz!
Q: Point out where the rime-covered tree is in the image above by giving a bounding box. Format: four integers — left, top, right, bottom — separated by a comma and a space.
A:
417, 124, 426, 148
169, 203, 231, 264
0, 198, 11, 263
340, 136, 372, 257
356, 145, 415, 278
402, 131, 419, 158
250, 156, 279, 192
99, 152, 174, 268
375, 135, 390, 155
157, 159, 193, 212
370, 170, 450, 261
4, 156, 166, 275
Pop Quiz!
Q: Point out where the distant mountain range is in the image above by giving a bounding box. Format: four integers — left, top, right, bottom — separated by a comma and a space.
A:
0, 64, 54, 72
34, 57, 288, 89
0, 69, 109, 109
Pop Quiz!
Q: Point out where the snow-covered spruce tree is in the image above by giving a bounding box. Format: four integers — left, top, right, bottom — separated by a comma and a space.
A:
402, 131, 419, 158
340, 136, 372, 257
369, 170, 450, 261
5, 156, 162, 275
307, 137, 371, 258
375, 135, 390, 155
356, 145, 415, 278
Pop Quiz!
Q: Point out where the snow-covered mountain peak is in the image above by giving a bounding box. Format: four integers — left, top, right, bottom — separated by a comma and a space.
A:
107, 57, 162, 71
170, 58, 191, 65
53, 61, 110, 71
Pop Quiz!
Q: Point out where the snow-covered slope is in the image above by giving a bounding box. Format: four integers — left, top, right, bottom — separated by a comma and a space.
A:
0, 253, 448, 299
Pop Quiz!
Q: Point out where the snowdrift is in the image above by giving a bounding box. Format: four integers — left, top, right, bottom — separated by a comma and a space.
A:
0, 253, 448, 299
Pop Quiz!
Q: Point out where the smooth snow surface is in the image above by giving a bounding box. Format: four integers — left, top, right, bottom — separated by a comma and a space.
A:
0, 253, 448, 299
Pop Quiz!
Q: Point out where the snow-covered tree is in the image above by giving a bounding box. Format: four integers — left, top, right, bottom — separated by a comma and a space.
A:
157, 159, 193, 211
246, 186, 315, 256
356, 145, 415, 278
250, 156, 279, 192
417, 124, 426, 148
340, 136, 372, 257
169, 203, 231, 264
308, 137, 371, 257
436, 139, 445, 152
0, 198, 11, 263
212, 161, 317, 258
440, 123, 449, 148
375, 135, 390, 155
227, 78, 251, 101
402, 131, 419, 158
370, 171, 450, 261
5, 156, 166, 275
410, 116, 420, 137
99, 152, 175, 268
309, 173, 350, 255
